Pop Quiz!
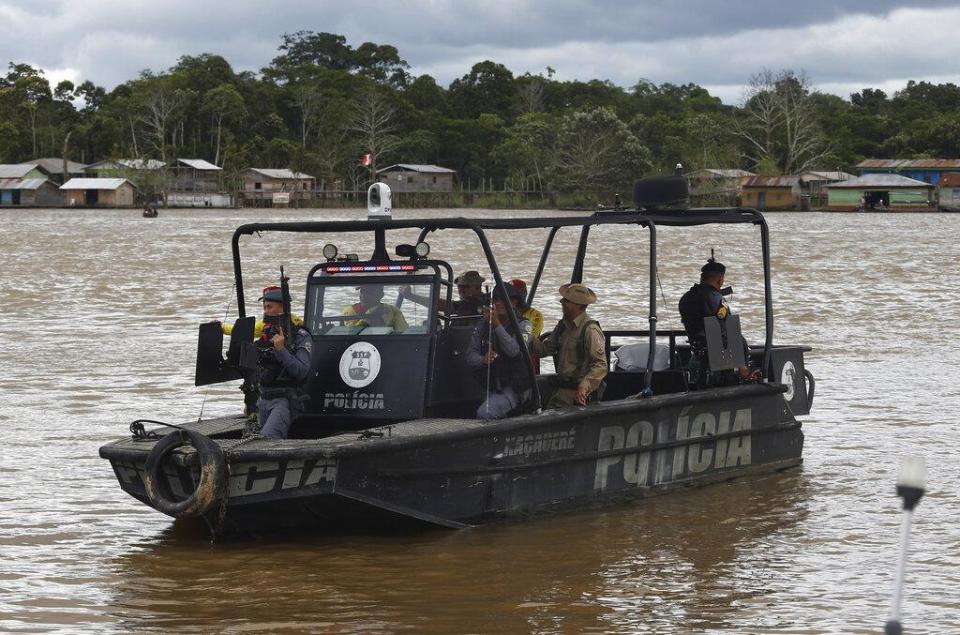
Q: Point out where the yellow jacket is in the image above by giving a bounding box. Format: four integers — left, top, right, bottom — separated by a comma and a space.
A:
523, 307, 544, 339
222, 314, 304, 338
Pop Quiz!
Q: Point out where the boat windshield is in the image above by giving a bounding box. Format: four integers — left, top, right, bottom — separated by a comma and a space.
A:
306, 280, 434, 335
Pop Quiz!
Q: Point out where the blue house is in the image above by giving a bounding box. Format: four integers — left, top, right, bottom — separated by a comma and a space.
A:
856, 159, 960, 186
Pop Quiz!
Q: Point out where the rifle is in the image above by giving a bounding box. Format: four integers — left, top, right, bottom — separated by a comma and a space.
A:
279, 266, 295, 352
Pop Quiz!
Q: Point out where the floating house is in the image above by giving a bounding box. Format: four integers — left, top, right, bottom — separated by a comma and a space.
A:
60, 178, 136, 207
798, 171, 855, 208
826, 174, 933, 211
740, 176, 801, 210
376, 164, 456, 192
856, 159, 960, 186
0, 178, 61, 206
935, 172, 960, 212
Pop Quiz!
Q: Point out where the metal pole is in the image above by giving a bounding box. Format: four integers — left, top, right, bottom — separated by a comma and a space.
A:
884, 509, 914, 635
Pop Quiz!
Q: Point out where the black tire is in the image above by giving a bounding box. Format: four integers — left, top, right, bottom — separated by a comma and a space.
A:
143, 429, 226, 518
633, 176, 689, 210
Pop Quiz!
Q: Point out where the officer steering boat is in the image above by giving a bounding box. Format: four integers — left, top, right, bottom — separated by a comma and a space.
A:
100, 178, 815, 537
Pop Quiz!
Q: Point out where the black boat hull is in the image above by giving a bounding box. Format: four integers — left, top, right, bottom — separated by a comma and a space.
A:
101, 383, 802, 534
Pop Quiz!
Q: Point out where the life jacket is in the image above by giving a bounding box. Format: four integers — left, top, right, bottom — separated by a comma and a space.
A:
552, 318, 601, 389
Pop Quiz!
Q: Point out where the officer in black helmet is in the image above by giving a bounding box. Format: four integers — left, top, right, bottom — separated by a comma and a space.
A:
678, 258, 751, 387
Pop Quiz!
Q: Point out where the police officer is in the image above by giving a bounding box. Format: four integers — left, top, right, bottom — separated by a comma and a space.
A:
678, 259, 750, 387
255, 286, 312, 439
399, 269, 486, 317
535, 283, 607, 408
465, 283, 534, 419
343, 283, 408, 330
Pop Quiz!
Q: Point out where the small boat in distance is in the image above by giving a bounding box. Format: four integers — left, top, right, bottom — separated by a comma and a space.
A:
100, 179, 815, 537
142, 203, 158, 218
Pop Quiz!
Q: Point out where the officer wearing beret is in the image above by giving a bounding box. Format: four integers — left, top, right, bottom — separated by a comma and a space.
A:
465, 283, 534, 419
253, 285, 313, 439
678, 259, 750, 387
535, 283, 607, 407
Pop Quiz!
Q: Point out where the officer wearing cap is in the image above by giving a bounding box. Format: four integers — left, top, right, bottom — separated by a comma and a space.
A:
252, 285, 313, 439
534, 283, 607, 408
399, 269, 486, 317
678, 259, 750, 387
343, 283, 408, 330
465, 283, 534, 419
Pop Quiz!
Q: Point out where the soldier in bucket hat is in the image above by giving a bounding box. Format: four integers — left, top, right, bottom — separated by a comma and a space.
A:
534, 283, 607, 408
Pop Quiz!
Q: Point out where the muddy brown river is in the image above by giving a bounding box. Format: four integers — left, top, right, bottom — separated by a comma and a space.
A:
1, 208, 958, 634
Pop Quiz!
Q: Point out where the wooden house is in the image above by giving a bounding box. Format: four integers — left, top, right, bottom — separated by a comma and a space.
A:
0, 164, 46, 180
376, 164, 456, 192
826, 174, 933, 211
740, 176, 801, 210
935, 172, 960, 212
20, 157, 86, 185
0, 178, 61, 206
60, 178, 136, 207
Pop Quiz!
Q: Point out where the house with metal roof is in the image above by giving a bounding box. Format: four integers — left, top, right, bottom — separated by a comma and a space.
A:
60, 178, 136, 207
856, 159, 960, 186
740, 176, 801, 211
166, 158, 233, 207
934, 172, 960, 212
19, 158, 86, 184
239, 168, 315, 207
685, 168, 755, 205
85, 159, 166, 176
0, 164, 46, 180
0, 178, 61, 206
377, 164, 456, 192
826, 174, 933, 211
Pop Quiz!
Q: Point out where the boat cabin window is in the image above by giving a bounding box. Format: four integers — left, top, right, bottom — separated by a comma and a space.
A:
305, 279, 434, 335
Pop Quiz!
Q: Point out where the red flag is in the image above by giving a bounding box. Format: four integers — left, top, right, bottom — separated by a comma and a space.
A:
360, 153, 373, 167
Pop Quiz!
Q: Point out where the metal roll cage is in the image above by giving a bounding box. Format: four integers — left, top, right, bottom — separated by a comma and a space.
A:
231, 207, 774, 413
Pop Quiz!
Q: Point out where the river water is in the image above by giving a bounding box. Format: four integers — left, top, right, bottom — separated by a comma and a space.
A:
1, 207, 958, 634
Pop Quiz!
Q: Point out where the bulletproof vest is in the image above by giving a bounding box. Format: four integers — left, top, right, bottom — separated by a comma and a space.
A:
552, 318, 601, 388
477, 321, 531, 391
257, 321, 299, 389
679, 283, 724, 344
453, 295, 483, 316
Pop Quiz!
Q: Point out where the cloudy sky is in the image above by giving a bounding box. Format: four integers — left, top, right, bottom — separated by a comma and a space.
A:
3, 0, 960, 103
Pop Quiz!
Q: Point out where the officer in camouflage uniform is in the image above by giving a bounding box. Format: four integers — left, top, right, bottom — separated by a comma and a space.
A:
535, 283, 607, 408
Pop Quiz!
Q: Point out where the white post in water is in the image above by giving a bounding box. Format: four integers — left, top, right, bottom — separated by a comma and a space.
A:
885, 456, 927, 635
367, 182, 392, 221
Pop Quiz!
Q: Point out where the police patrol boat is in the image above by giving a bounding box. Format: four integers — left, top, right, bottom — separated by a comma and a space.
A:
99, 178, 815, 536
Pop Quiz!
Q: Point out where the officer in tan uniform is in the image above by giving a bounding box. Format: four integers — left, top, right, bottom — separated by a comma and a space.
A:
535, 283, 607, 408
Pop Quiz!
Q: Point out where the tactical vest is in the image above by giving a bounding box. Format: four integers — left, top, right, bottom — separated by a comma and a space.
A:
258, 324, 304, 390
679, 283, 725, 345
477, 323, 531, 391
552, 318, 601, 389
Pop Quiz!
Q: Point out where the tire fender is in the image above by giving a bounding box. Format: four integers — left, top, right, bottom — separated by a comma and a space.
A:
143, 429, 226, 518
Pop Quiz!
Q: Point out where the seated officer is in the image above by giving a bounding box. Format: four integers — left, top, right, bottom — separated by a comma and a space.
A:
534, 283, 607, 408
465, 283, 534, 419
343, 283, 408, 330
255, 286, 313, 439
400, 270, 487, 317
509, 278, 544, 339
678, 258, 752, 387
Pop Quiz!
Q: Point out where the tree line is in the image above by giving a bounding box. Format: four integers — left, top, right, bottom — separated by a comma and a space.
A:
3, 31, 960, 202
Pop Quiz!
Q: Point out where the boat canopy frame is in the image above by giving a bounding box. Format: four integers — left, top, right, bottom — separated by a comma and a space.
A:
230, 207, 774, 409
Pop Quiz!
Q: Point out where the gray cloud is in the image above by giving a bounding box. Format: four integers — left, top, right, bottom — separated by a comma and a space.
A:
1, 0, 959, 103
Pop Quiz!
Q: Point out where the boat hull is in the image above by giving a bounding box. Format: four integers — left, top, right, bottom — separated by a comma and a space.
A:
100, 384, 802, 535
